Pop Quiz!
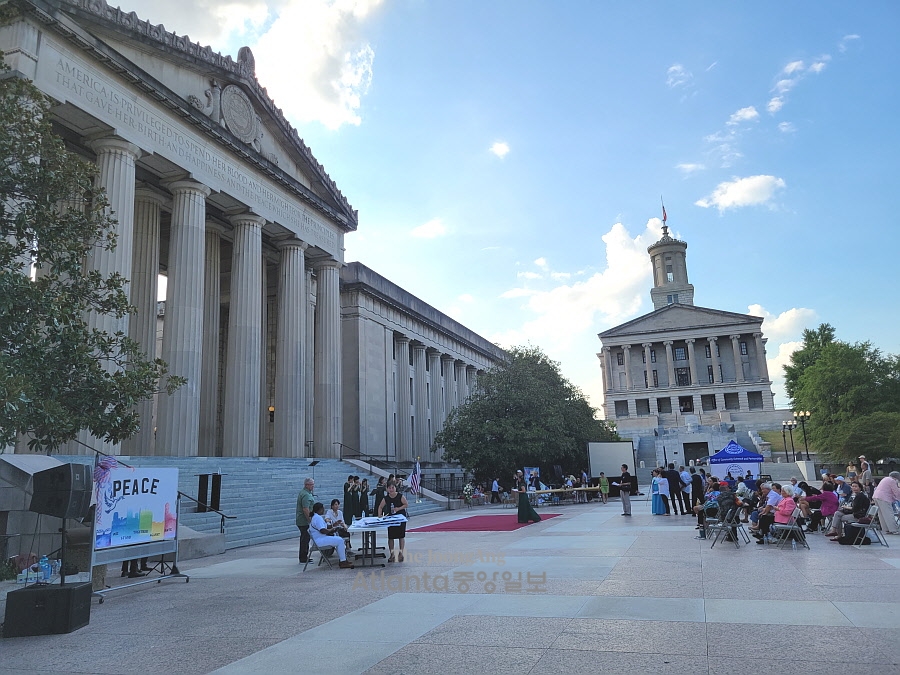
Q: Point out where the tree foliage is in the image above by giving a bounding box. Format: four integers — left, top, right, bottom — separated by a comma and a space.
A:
787, 324, 900, 464
0, 62, 183, 452
434, 345, 618, 482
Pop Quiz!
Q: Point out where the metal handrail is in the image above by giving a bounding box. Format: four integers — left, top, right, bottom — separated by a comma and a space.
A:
177, 491, 236, 534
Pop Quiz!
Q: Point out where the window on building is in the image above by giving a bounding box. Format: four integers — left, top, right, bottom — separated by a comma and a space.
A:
707, 365, 715, 383
657, 397, 672, 414
719, 365, 723, 382
652, 370, 659, 386
615, 400, 630, 418
665, 256, 674, 282
636, 399, 651, 416
641, 349, 657, 364
643, 370, 648, 387
675, 367, 691, 386
724, 393, 740, 411
747, 391, 764, 410
675, 347, 687, 361
678, 395, 694, 413
704, 344, 721, 358
667, 293, 679, 305
617, 352, 624, 366
740, 341, 748, 355
701, 394, 717, 411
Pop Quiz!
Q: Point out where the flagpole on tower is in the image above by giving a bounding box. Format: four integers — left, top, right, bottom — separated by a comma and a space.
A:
660, 196, 668, 236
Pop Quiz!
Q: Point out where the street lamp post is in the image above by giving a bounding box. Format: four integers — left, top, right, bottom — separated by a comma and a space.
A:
784, 420, 798, 461
781, 422, 790, 463
794, 410, 811, 461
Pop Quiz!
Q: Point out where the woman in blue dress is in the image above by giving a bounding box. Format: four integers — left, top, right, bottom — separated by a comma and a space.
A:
651, 469, 665, 515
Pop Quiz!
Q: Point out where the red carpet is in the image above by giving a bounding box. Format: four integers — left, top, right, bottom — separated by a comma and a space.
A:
408, 514, 561, 532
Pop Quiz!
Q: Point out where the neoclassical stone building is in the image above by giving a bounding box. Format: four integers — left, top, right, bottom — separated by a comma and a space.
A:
2, 0, 502, 460
598, 223, 784, 464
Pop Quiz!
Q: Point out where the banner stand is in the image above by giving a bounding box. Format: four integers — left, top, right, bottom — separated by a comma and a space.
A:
89, 465, 190, 603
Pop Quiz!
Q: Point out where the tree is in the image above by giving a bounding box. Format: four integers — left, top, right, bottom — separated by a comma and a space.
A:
783, 323, 835, 402
0, 62, 182, 453
789, 335, 900, 464
434, 345, 618, 481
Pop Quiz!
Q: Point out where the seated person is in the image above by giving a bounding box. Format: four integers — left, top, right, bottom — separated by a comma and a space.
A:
801, 482, 838, 531
309, 502, 354, 569
751, 483, 783, 539
324, 499, 352, 548
826, 481, 870, 539
693, 480, 721, 539
734, 480, 754, 521
714, 483, 743, 541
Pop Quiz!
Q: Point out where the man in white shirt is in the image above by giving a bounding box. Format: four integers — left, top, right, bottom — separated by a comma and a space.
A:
491, 478, 501, 504
679, 466, 692, 514
309, 503, 354, 568
789, 477, 804, 498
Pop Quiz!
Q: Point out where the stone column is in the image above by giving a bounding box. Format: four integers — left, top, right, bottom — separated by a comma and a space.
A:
156, 180, 210, 457
199, 227, 221, 457
642, 343, 654, 388
622, 345, 633, 390
305, 271, 316, 454
664, 341, 676, 388
394, 336, 412, 462
708, 337, 720, 384
441, 355, 456, 420
428, 350, 443, 444
313, 259, 342, 458
754, 332, 770, 381
730, 334, 744, 381
223, 214, 265, 457
123, 188, 164, 456
599, 350, 609, 392
455, 362, 467, 405
259, 257, 269, 456
466, 366, 477, 398
274, 240, 308, 457
685, 339, 698, 387
85, 137, 140, 455
412, 344, 428, 459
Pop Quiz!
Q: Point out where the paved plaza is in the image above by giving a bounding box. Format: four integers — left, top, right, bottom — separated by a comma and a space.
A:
2, 495, 900, 674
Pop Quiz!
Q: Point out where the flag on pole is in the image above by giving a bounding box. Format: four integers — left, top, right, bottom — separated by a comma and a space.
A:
662, 204, 667, 223
410, 460, 421, 494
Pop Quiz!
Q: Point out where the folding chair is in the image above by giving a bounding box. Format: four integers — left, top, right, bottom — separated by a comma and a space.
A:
709, 508, 741, 549
771, 507, 809, 550
852, 505, 889, 548
303, 538, 335, 571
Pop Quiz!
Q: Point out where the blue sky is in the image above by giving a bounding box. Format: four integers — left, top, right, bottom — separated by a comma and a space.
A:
126, 0, 899, 412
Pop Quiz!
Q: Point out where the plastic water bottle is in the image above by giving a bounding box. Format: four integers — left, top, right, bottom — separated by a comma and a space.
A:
39, 556, 51, 582
792, 540, 797, 551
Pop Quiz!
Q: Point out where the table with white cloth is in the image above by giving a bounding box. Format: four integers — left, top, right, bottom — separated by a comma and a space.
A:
348, 515, 408, 567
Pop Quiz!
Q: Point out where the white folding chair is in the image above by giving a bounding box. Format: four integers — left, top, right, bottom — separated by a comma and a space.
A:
771, 507, 809, 550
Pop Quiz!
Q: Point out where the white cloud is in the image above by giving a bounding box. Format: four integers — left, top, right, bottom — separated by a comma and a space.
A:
517, 271, 542, 280
774, 78, 797, 94
666, 64, 693, 88
695, 175, 786, 212
676, 162, 706, 174
705, 61, 718, 72
783, 60, 805, 75
500, 288, 537, 299
778, 122, 795, 133
410, 217, 447, 239
726, 106, 759, 126
534, 257, 548, 270
768, 340, 803, 407
747, 304, 817, 343
550, 272, 571, 280
766, 96, 784, 114
809, 59, 828, 73
490, 141, 510, 158
839, 34, 860, 53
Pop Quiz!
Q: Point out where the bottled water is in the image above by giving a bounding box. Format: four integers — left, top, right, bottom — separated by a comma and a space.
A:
38, 556, 51, 582
792, 540, 797, 551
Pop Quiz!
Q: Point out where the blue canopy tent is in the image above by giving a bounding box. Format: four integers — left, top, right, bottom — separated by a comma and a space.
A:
709, 441, 764, 482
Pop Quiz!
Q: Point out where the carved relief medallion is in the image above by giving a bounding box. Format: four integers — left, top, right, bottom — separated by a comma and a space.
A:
221, 84, 259, 143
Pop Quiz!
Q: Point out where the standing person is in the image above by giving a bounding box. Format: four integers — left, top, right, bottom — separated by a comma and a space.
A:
858, 458, 874, 497
295, 477, 316, 563
664, 464, 685, 515
515, 470, 541, 524
690, 467, 705, 516
650, 469, 665, 515
658, 468, 671, 515
614, 464, 633, 516
359, 478, 370, 517
599, 472, 610, 504
491, 477, 501, 504
377, 482, 410, 562
343, 474, 354, 526
872, 472, 900, 535
679, 465, 692, 515
371, 477, 386, 516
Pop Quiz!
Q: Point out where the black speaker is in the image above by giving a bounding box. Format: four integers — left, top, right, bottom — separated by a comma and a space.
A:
29, 463, 92, 520
2, 583, 91, 637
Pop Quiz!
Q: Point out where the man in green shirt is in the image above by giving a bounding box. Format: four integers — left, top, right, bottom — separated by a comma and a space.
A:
296, 477, 315, 563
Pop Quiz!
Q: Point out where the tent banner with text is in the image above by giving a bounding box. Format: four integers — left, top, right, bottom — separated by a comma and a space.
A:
94, 467, 178, 550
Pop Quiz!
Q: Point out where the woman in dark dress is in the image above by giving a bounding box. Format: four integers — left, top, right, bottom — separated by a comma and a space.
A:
377, 482, 409, 562
359, 478, 370, 517
515, 470, 541, 524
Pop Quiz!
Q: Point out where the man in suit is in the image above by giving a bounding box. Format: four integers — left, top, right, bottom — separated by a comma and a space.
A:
690, 467, 705, 523
664, 463, 686, 515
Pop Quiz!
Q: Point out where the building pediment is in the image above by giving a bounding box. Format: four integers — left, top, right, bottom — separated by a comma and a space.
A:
599, 304, 763, 342
41, 0, 357, 230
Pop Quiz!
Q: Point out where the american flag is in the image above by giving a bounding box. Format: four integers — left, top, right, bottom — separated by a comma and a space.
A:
410, 460, 421, 493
